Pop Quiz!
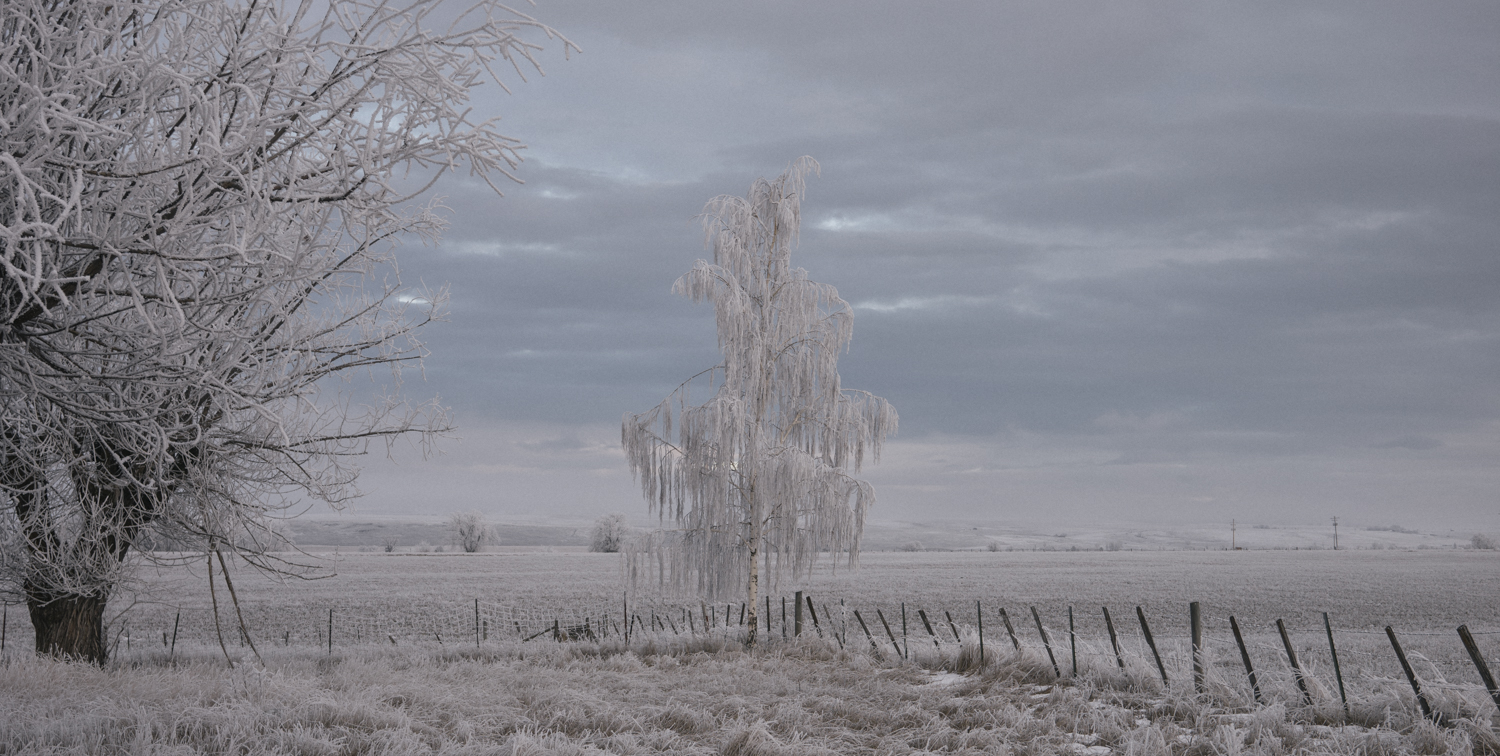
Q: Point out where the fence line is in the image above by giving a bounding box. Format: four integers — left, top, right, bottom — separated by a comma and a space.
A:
5, 594, 1499, 723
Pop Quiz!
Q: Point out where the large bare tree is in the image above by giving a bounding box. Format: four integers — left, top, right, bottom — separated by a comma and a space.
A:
622, 158, 897, 647
0, 0, 573, 663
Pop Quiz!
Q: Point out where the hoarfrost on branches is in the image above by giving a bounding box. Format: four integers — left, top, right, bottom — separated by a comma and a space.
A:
589, 513, 630, 553
622, 157, 896, 646
0, 0, 573, 663
450, 511, 491, 553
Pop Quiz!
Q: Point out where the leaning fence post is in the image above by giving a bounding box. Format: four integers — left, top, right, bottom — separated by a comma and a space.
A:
1229, 616, 1262, 704
1387, 625, 1435, 721
1277, 619, 1313, 707
1458, 625, 1500, 715
824, 603, 843, 648
998, 607, 1021, 652
1068, 606, 1078, 677
1103, 607, 1124, 670
918, 609, 940, 648
876, 608, 902, 658
1137, 606, 1168, 687
900, 603, 909, 659
1324, 613, 1348, 718
170, 611, 180, 659
853, 610, 880, 652
807, 596, 822, 637
945, 610, 961, 644
1031, 606, 1060, 678
1191, 602, 1204, 694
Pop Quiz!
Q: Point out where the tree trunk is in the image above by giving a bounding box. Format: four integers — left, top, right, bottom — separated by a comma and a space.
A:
27, 588, 109, 665
745, 483, 763, 648
746, 536, 760, 647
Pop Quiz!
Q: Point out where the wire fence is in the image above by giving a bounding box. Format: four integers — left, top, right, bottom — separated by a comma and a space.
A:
4, 594, 1499, 720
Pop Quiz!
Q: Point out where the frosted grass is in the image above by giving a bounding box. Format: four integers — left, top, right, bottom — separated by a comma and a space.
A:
5, 637, 1499, 754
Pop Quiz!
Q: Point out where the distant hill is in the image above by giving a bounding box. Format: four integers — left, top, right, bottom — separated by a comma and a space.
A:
280, 516, 1484, 553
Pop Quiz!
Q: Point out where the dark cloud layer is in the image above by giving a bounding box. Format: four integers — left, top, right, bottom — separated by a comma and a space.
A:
356, 1, 1500, 529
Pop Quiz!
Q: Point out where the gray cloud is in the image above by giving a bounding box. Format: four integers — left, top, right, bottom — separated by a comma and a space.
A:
355, 1, 1500, 528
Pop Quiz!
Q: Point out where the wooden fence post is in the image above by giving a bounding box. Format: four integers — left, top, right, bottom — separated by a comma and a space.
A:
1031, 606, 1060, 678
901, 603, 909, 659
795, 591, 804, 637
1324, 613, 1348, 718
1458, 625, 1500, 715
1069, 606, 1078, 677
998, 607, 1021, 652
1103, 607, 1124, 670
824, 603, 843, 649
945, 611, 961, 644
1191, 602, 1204, 694
1386, 625, 1435, 721
1229, 615, 1262, 704
977, 602, 985, 667
918, 609, 940, 648
1137, 606, 1168, 687
853, 610, 880, 652
1277, 619, 1313, 707
876, 608, 902, 658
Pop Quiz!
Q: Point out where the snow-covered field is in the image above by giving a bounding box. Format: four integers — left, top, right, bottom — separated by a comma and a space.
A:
4, 549, 1499, 754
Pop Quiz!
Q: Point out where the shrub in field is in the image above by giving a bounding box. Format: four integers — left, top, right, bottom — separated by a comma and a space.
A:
901, 541, 925, 552
1472, 534, 1496, 550
589, 514, 631, 553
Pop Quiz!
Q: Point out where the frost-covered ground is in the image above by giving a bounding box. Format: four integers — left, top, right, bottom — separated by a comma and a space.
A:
4, 550, 1499, 754
4, 637, 1499, 754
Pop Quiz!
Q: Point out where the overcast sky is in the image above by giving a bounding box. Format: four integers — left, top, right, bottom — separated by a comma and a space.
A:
355, 1, 1500, 530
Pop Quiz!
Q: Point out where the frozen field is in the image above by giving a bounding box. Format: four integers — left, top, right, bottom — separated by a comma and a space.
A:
78, 547, 1500, 638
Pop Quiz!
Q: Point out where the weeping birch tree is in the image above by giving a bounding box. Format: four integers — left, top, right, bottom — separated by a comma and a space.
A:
622, 158, 896, 647
0, 0, 572, 663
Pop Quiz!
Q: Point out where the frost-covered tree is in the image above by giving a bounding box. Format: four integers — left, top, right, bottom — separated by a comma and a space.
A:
622, 158, 896, 646
589, 513, 630, 553
0, 0, 572, 663
449, 511, 490, 553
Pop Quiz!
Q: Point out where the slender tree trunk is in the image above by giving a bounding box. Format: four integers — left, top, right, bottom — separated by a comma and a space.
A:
745, 492, 762, 648
27, 586, 109, 665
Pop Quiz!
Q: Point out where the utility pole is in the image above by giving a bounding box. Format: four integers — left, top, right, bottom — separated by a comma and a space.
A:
1332, 516, 1339, 551
1231, 519, 1237, 550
